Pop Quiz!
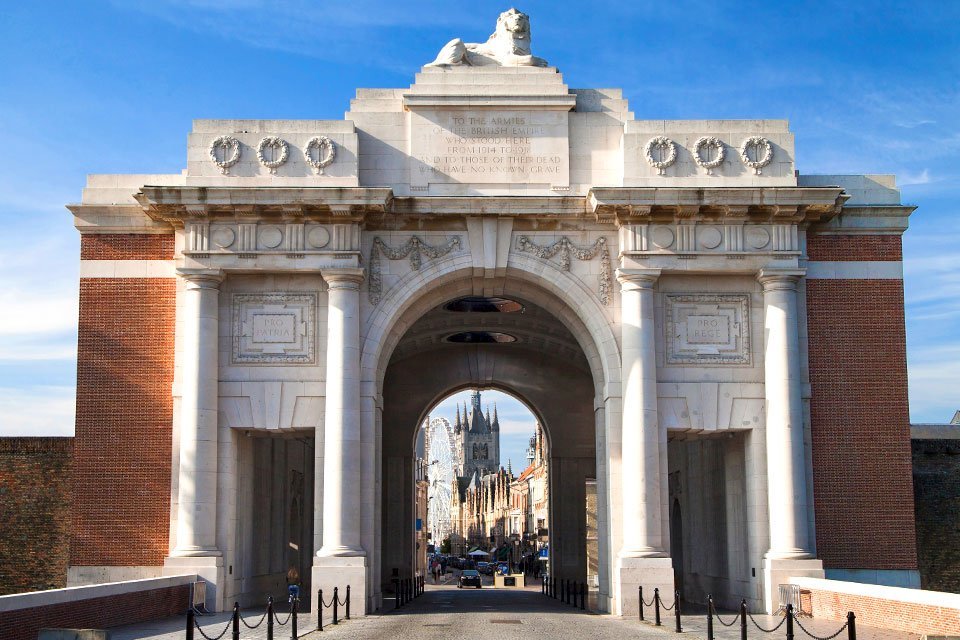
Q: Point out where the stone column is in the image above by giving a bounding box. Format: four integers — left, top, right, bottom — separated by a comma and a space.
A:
164, 269, 225, 609
757, 268, 822, 612
615, 269, 673, 615
313, 268, 368, 615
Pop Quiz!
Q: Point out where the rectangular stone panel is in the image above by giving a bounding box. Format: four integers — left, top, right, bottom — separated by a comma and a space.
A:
232, 293, 317, 364
665, 293, 750, 365
409, 109, 570, 188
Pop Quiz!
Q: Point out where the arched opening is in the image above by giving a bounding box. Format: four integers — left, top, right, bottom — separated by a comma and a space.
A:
376, 282, 604, 607
415, 389, 550, 585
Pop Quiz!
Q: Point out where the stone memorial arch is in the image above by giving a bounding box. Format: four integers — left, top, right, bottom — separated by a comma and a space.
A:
67, 9, 918, 618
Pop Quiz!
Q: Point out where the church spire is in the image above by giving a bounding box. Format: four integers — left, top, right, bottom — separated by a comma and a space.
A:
492, 403, 500, 431
454, 404, 462, 433
485, 405, 492, 432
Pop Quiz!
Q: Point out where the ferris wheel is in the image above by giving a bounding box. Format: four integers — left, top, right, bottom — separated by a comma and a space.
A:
427, 416, 456, 545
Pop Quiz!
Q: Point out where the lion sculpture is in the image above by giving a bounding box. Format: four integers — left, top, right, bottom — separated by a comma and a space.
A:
426, 8, 548, 67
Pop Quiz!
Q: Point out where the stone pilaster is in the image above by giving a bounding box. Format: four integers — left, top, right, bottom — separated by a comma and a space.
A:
757, 268, 823, 612
163, 269, 224, 611
313, 268, 368, 616
615, 268, 674, 615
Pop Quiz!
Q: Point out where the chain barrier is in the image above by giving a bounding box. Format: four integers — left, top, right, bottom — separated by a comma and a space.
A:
658, 592, 676, 611
239, 610, 268, 629
714, 609, 741, 627
192, 615, 232, 640
747, 611, 788, 633
792, 613, 850, 640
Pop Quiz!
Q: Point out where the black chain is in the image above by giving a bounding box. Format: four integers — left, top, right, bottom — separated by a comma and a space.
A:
747, 612, 787, 633
193, 616, 232, 640
239, 610, 268, 629
714, 610, 741, 627
792, 613, 849, 640
273, 609, 292, 626
643, 596, 657, 607
659, 596, 676, 611
338, 596, 348, 606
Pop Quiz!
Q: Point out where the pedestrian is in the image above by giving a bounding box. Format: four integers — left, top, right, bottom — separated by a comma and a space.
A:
286, 566, 300, 603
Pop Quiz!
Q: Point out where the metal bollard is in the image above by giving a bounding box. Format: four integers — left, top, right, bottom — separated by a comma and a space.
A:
347, 585, 351, 619
675, 589, 682, 633
291, 598, 298, 640
317, 590, 323, 631
847, 611, 856, 640
268, 596, 274, 640
393, 578, 400, 609
706, 595, 714, 640
654, 587, 661, 626
333, 587, 340, 624
186, 608, 195, 640
786, 603, 794, 640
232, 602, 240, 640
639, 586, 644, 621
740, 599, 747, 640
580, 582, 585, 610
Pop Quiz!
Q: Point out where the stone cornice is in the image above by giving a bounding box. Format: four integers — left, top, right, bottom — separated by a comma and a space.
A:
402, 95, 577, 109
134, 186, 394, 226
391, 196, 588, 217
808, 205, 916, 236
588, 187, 848, 224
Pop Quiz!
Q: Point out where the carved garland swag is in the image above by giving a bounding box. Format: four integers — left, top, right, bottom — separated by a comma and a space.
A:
367, 235, 462, 304
516, 235, 613, 305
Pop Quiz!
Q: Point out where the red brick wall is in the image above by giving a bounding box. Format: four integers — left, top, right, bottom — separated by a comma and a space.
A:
806, 274, 917, 570
807, 234, 902, 261
0, 584, 190, 640
0, 438, 73, 595
80, 233, 174, 261
805, 587, 960, 635
71, 276, 176, 567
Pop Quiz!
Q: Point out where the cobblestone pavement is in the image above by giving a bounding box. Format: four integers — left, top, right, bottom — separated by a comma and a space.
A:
108, 584, 921, 640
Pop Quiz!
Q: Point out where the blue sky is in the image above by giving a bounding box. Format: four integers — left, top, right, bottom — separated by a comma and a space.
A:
0, 1, 957, 437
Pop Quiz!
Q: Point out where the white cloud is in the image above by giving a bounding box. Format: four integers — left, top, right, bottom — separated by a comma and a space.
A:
899, 168, 932, 186
0, 386, 75, 436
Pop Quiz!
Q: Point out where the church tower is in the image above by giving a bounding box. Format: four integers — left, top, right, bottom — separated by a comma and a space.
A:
458, 390, 500, 478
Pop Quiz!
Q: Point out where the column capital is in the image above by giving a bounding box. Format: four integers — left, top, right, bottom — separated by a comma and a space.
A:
616, 268, 661, 291
322, 267, 365, 290
757, 268, 805, 292
177, 268, 224, 289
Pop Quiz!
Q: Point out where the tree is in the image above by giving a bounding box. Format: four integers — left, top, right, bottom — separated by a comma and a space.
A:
440, 537, 451, 554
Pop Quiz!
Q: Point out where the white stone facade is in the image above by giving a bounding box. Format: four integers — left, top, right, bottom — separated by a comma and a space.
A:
68, 60, 916, 618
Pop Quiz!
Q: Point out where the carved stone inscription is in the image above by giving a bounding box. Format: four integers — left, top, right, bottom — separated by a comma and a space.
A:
232, 293, 317, 365
665, 294, 750, 365
409, 109, 569, 187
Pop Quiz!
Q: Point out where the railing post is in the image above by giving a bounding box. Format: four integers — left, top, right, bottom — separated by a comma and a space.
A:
786, 603, 794, 640
740, 599, 747, 640
706, 595, 714, 640
232, 602, 240, 640
267, 596, 274, 640
393, 578, 400, 609
847, 611, 856, 640
654, 588, 661, 626
317, 590, 323, 631
346, 585, 351, 619
186, 608, 195, 640
675, 589, 682, 633
291, 598, 298, 640
333, 587, 340, 624
639, 586, 644, 621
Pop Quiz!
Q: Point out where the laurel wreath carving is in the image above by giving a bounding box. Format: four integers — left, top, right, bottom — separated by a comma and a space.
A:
305, 136, 336, 174
516, 236, 613, 305
368, 236, 463, 304
739, 136, 773, 174
256, 137, 289, 174
693, 136, 725, 173
209, 136, 241, 174
644, 136, 677, 175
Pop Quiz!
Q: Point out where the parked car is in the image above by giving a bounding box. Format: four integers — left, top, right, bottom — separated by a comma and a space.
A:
476, 561, 490, 575
459, 569, 482, 589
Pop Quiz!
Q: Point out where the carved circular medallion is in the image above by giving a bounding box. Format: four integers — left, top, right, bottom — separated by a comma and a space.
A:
698, 226, 723, 249
644, 136, 677, 175
257, 136, 289, 174
304, 136, 336, 175
209, 136, 241, 174
651, 226, 675, 249
307, 226, 331, 249
739, 136, 773, 175
211, 226, 236, 249
693, 136, 725, 173
745, 226, 771, 249
259, 226, 283, 249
